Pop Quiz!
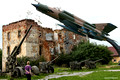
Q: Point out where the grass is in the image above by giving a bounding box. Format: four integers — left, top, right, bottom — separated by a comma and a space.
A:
8, 73, 50, 80
1, 64, 120, 80
0, 73, 50, 80
50, 71, 120, 80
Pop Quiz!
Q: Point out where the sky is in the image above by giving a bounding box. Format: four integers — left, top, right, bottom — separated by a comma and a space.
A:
0, 0, 120, 49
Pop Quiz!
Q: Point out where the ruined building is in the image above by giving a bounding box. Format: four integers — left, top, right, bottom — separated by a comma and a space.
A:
2, 19, 87, 71
54, 29, 87, 54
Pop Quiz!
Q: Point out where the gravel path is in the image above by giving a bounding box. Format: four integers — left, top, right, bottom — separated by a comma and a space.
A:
41, 71, 93, 80
40, 69, 120, 80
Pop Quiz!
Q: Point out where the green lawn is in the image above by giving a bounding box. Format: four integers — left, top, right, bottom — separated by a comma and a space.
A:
50, 71, 120, 80
1, 65, 120, 80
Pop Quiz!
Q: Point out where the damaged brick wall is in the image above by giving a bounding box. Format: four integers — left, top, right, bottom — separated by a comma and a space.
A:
54, 29, 87, 54
42, 28, 55, 61
2, 19, 45, 71
2, 19, 87, 71
2, 19, 29, 71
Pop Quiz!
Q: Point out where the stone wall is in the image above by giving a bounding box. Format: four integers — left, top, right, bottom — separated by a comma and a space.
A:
2, 19, 87, 71
54, 29, 87, 54
2, 19, 28, 71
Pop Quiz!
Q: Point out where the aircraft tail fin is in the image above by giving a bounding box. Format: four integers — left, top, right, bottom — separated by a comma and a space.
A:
92, 23, 117, 34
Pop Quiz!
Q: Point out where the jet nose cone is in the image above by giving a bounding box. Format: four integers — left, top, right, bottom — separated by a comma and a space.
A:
32, 3, 49, 14
31, 4, 39, 8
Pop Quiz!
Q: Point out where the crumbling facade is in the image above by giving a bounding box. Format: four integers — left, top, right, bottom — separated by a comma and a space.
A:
54, 29, 87, 54
2, 19, 87, 71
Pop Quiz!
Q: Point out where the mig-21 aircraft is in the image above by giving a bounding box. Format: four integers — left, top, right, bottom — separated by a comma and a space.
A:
32, 2, 120, 56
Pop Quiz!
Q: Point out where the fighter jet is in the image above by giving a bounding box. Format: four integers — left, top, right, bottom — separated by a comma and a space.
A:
32, 2, 120, 55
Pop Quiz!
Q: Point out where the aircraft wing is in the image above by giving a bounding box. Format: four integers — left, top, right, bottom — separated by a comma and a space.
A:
61, 20, 82, 29
92, 23, 117, 34
57, 24, 86, 36
60, 20, 86, 36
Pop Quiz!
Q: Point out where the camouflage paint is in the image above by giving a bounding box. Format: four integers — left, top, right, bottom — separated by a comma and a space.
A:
32, 3, 120, 56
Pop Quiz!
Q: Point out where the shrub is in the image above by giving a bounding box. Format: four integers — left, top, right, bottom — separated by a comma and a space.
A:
71, 41, 113, 64
17, 56, 30, 67
30, 55, 46, 66
54, 54, 72, 67
54, 41, 113, 66
17, 55, 46, 67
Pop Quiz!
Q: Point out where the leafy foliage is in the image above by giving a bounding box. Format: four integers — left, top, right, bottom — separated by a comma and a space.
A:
30, 56, 46, 66
71, 41, 113, 64
17, 56, 30, 67
72, 42, 113, 64
54, 54, 72, 67
54, 41, 113, 66
17, 55, 46, 67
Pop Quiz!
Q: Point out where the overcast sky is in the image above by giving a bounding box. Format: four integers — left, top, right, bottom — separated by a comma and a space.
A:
0, 0, 120, 49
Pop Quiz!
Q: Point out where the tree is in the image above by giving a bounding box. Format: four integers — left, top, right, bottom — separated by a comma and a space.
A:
54, 54, 72, 67
54, 41, 113, 66
71, 41, 113, 64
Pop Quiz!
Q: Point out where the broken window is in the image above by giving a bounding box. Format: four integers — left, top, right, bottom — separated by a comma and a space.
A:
7, 32, 10, 40
39, 33, 42, 37
39, 45, 42, 56
18, 30, 21, 38
7, 46, 10, 55
38, 30, 42, 38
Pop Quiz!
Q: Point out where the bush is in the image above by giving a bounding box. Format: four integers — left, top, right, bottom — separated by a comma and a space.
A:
30, 56, 46, 66
54, 41, 113, 66
71, 41, 113, 64
17, 56, 30, 67
54, 54, 72, 67
17, 55, 46, 67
